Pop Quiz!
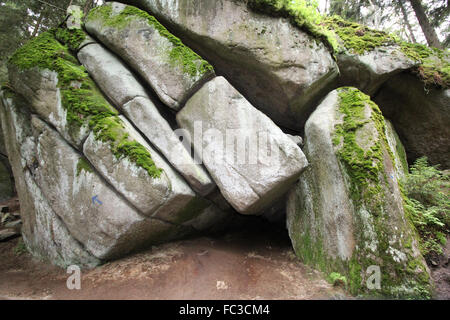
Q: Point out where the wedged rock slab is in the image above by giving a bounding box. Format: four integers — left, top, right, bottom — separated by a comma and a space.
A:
0, 91, 100, 267
374, 73, 450, 168
77, 42, 215, 195
286, 88, 431, 298
337, 46, 417, 95
85, 2, 215, 110
29, 115, 189, 260
177, 76, 308, 215
117, 0, 338, 130
83, 115, 208, 225
77, 42, 148, 107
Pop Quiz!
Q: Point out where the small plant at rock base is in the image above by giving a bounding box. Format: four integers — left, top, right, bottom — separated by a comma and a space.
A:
327, 272, 347, 287
403, 157, 449, 260
13, 238, 28, 256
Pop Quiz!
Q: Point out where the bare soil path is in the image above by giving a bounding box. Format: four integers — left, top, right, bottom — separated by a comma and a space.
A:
0, 223, 348, 300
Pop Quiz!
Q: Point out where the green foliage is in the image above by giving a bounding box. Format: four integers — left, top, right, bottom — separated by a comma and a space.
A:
92, 117, 162, 179
334, 87, 387, 214
13, 238, 27, 256
403, 157, 450, 258
323, 15, 395, 54
9, 30, 162, 179
54, 28, 86, 52
86, 4, 214, 77
76, 158, 93, 176
327, 272, 347, 287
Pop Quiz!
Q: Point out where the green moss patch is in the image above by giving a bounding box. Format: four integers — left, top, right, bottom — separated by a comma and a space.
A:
76, 157, 94, 176
9, 30, 162, 179
322, 16, 450, 89
55, 28, 86, 52
246, 0, 339, 53
245, 1, 449, 89
334, 87, 387, 214
86, 4, 214, 77
92, 116, 162, 178
332, 87, 431, 298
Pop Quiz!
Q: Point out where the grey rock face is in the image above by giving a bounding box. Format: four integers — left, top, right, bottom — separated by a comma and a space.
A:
286, 88, 431, 297
115, 0, 338, 130
84, 2, 215, 111
8, 66, 90, 149
77, 43, 148, 107
337, 46, 417, 95
77, 42, 215, 195
374, 73, 450, 168
177, 77, 308, 215
30, 115, 187, 260
0, 92, 100, 267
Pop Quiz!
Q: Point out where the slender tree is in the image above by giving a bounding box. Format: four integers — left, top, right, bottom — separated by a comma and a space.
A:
409, 0, 443, 48
398, 0, 417, 43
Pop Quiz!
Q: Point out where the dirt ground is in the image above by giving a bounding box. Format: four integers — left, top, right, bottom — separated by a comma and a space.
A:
429, 236, 450, 300
0, 223, 349, 300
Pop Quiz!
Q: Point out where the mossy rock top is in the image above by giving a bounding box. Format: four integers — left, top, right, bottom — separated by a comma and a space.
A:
245, 0, 449, 89
8, 29, 162, 179
86, 3, 214, 78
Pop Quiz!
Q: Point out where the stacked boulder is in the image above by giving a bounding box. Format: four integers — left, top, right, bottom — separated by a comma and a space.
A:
1, 3, 308, 267
2, 0, 448, 298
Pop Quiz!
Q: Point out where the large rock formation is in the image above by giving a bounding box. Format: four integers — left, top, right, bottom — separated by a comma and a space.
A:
85, 2, 215, 111
286, 88, 431, 298
76, 38, 215, 196
1, 2, 445, 299
115, 0, 338, 130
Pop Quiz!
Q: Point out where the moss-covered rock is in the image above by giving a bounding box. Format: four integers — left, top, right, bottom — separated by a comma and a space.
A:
85, 2, 214, 111
113, 0, 338, 131
244, 2, 449, 90
287, 88, 432, 298
0, 90, 100, 268
323, 16, 450, 90
8, 29, 163, 178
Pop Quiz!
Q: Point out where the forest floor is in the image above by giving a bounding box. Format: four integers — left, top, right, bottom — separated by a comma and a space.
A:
0, 207, 448, 300
0, 223, 349, 300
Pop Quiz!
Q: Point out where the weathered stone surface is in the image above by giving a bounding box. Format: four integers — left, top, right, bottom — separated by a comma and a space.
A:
337, 46, 417, 95
286, 88, 431, 298
83, 115, 208, 225
0, 91, 100, 267
30, 115, 188, 260
117, 0, 338, 130
374, 73, 450, 168
8, 65, 90, 148
177, 76, 308, 215
85, 2, 215, 111
77, 42, 215, 195
77, 42, 148, 107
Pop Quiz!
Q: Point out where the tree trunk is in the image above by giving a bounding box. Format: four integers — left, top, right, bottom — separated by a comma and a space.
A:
409, 0, 442, 49
399, 1, 417, 43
